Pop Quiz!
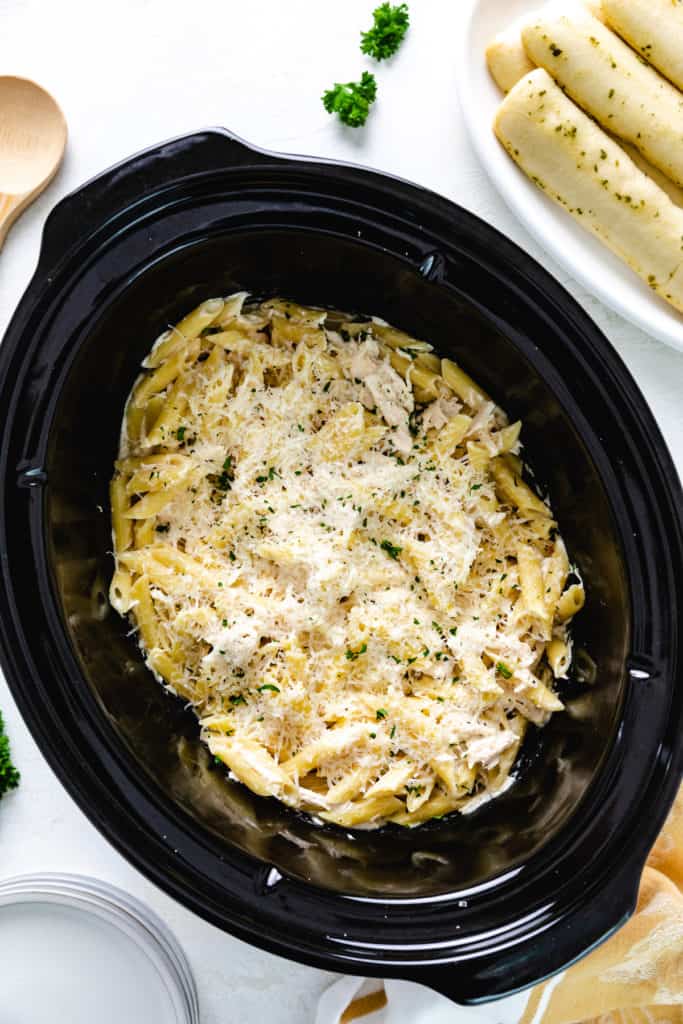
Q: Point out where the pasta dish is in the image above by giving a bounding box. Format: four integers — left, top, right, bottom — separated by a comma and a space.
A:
110, 295, 584, 828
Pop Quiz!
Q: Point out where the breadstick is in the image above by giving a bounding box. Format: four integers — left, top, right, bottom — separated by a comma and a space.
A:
601, 0, 683, 93
522, 4, 683, 188
494, 68, 683, 312
486, 23, 535, 93
486, 23, 683, 207
487, 2, 604, 92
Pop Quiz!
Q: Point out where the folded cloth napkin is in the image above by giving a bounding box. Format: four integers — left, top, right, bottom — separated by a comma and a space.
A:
317, 785, 683, 1024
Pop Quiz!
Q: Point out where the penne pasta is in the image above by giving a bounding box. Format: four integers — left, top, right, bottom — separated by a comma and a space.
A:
109, 296, 584, 829
209, 737, 293, 799
491, 454, 551, 517
144, 298, 224, 369
557, 582, 586, 621
441, 357, 489, 408
547, 637, 571, 678
110, 475, 133, 552
321, 794, 403, 827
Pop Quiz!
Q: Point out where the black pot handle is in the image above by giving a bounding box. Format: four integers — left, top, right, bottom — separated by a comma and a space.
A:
420, 859, 642, 1004
37, 128, 276, 273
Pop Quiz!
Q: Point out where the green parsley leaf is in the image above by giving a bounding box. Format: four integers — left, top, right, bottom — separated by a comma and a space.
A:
496, 662, 513, 679
360, 3, 410, 61
0, 710, 19, 798
375, 708, 388, 720
322, 71, 377, 128
345, 642, 368, 661
380, 538, 402, 560
258, 684, 280, 693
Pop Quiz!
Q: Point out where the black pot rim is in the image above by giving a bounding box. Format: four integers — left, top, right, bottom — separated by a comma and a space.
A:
0, 128, 681, 1004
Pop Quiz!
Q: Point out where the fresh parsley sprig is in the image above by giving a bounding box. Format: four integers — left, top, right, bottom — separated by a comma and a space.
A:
322, 4, 410, 127
0, 710, 19, 799
361, 3, 410, 61
322, 71, 378, 128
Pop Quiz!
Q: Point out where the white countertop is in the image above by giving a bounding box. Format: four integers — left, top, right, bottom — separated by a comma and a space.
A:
1, 1, 681, 1020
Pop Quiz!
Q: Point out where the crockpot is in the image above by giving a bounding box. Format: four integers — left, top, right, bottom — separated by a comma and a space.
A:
0, 130, 681, 1004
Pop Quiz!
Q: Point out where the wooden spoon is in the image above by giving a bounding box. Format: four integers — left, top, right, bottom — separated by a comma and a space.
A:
0, 76, 67, 249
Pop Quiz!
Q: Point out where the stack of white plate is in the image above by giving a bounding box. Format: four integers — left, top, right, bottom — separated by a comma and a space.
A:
0, 873, 199, 1023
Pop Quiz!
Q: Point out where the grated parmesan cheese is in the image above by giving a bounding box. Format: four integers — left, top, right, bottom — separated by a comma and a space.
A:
110, 296, 584, 828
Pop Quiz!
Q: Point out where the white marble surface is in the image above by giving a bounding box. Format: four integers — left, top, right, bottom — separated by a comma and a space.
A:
0, 1, 681, 1020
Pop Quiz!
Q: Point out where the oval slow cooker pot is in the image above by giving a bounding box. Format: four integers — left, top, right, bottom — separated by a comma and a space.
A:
0, 130, 681, 1004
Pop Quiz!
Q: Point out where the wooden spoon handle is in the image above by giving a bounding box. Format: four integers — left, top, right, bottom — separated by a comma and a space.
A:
0, 192, 29, 249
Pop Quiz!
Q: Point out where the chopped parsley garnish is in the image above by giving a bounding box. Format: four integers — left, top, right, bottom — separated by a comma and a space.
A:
449, 626, 458, 636
229, 694, 247, 706
209, 454, 235, 500
258, 684, 280, 693
380, 539, 402, 560
360, 3, 410, 61
322, 71, 377, 128
390, 724, 397, 739
375, 708, 388, 720
256, 466, 279, 485
345, 642, 368, 661
496, 662, 513, 679
176, 426, 186, 441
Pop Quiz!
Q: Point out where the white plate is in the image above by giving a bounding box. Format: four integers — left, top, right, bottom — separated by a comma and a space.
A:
0, 873, 199, 1024
456, 0, 683, 355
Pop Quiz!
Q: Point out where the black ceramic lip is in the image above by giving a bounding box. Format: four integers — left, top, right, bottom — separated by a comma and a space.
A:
0, 128, 681, 1004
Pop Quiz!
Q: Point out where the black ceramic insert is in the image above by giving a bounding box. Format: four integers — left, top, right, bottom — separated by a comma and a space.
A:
0, 130, 681, 1004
